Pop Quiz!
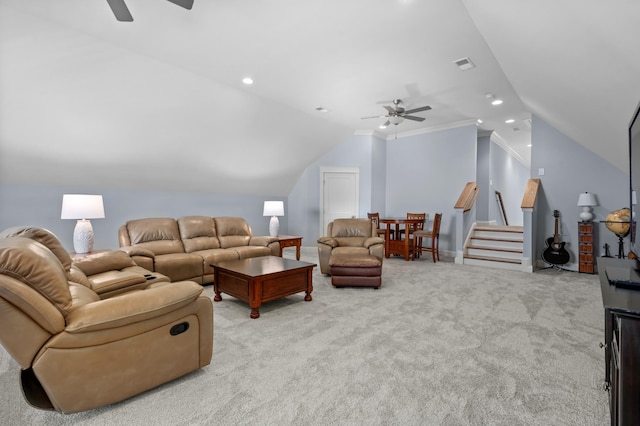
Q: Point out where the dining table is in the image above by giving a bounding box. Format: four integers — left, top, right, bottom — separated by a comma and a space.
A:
379, 217, 425, 261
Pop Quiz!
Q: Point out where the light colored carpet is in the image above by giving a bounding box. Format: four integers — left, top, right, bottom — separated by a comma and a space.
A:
0, 248, 609, 425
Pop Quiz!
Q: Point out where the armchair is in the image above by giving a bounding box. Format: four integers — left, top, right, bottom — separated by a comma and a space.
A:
317, 218, 384, 274
0, 227, 213, 413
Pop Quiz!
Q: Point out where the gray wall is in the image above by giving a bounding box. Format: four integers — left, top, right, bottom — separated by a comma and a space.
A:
531, 115, 628, 268
0, 184, 283, 252
489, 140, 530, 227
0, 114, 630, 268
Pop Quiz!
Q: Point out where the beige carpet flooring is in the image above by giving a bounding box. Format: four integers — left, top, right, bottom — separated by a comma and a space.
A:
0, 248, 610, 425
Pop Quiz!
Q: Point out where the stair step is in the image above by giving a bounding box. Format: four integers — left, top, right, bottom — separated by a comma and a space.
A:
474, 225, 524, 233
469, 237, 523, 249
464, 254, 522, 264
473, 230, 523, 241
468, 245, 523, 254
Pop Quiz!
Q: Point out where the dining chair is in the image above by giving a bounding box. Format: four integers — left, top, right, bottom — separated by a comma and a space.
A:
412, 213, 442, 262
399, 212, 426, 242
367, 212, 393, 238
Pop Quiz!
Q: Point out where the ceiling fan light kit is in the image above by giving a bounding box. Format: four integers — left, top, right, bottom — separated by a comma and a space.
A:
361, 98, 431, 128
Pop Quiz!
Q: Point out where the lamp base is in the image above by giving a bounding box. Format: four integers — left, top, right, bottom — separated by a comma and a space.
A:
269, 216, 280, 237
73, 219, 94, 254
580, 207, 593, 222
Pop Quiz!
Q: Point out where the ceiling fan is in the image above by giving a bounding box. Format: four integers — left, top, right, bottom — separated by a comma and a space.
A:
106, 0, 194, 22
361, 99, 432, 127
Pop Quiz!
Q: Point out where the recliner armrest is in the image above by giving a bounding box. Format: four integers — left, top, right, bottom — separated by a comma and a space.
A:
118, 246, 155, 258
65, 281, 204, 333
363, 237, 384, 249
317, 237, 338, 248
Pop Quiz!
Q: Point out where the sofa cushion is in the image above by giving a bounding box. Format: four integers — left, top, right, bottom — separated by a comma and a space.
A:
124, 218, 185, 255
193, 248, 240, 275
72, 251, 137, 277
154, 253, 203, 282
0, 237, 73, 315
215, 217, 252, 248
0, 226, 73, 273
178, 216, 221, 252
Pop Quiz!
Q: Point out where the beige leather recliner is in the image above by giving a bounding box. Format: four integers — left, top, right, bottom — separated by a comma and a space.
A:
0, 227, 213, 413
317, 218, 385, 274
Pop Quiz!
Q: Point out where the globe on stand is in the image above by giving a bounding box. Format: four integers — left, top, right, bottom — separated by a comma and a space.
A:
605, 208, 631, 258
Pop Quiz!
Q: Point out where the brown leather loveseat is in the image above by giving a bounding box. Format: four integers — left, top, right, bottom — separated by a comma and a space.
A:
0, 226, 213, 413
118, 216, 280, 284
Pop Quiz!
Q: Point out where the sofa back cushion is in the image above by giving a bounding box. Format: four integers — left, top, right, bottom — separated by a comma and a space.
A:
0, 226, 72, 273
0, 237, 73, 316
214, 217, 252, 248
178, 216, 221, 252
123, 218, 185, 255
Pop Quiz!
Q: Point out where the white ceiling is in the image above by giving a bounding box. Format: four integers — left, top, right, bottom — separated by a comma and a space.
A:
1, 0, 639, 195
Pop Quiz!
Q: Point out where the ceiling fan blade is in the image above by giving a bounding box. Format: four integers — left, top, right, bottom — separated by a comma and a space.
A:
404, 115, 426, 122
403, 105, 432, 115
381, 120, 391, 127
383, 105, 396, 114
166, 0, 194, 9
361, 115, 388, 120
106, 0, 133, 21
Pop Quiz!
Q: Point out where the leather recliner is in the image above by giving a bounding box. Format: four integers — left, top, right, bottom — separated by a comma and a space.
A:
0, 227, 213, 413
316, 218, 385, 274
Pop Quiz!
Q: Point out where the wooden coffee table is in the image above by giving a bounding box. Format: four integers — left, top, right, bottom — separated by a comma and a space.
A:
212, 256, 316, 319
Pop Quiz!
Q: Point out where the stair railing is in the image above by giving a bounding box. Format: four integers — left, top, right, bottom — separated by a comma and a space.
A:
454, 182, 479, 263
495, 190, 508, 226
520, 178, 541, 272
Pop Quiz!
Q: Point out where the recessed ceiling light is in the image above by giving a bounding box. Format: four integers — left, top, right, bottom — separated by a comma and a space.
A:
505, 119, 515, 124
485, 93, 503, 106
315, 107, 329, 113
242, 77, 254, 85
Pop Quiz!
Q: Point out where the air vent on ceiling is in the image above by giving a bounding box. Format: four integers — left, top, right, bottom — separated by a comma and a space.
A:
453, 57, 475, 71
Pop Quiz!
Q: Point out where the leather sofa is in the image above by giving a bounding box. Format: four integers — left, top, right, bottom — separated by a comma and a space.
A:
317, 218, 385, 274
118, 216, 280, 284
0, 226, 213, 413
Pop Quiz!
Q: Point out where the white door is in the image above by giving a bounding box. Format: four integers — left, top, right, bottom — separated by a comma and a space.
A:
320, 167, 359, 235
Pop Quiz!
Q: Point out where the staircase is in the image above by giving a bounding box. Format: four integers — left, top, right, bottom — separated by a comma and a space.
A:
463, 225, 524, 271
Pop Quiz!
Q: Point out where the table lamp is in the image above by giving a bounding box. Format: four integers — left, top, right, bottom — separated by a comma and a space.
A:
61, 194, 105, 253
577, 192, 597, 222
263, 201, 284, 237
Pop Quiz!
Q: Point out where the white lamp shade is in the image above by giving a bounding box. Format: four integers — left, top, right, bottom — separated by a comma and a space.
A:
263, 201, 284, 217
576, 192, 597, 207
61, 194, 105, 219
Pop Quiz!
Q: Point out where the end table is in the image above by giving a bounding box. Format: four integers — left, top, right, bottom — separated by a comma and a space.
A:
277, 235, 302, 260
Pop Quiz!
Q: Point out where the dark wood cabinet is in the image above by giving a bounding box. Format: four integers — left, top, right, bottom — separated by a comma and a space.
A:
598, 257, 640, 425
578, 221, 596, 273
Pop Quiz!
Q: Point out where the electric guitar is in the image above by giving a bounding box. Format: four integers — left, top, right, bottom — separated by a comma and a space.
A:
542, 210, 570, 265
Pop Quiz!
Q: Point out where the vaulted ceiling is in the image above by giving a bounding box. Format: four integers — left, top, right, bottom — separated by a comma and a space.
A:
1, 0, 639, 195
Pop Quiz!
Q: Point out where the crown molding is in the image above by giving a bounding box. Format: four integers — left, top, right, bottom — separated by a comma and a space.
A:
491, 132, 528, 167
383, 119, 478, 141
